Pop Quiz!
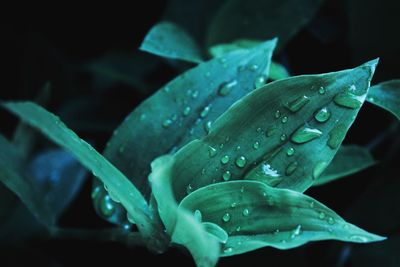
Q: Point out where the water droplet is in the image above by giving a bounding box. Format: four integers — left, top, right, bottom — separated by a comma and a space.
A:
249, 64, 259, 71
204, 121, 212, 133
334, 91, 364, 109
286, 147, 295, 156
222, 213, 231, 222
191, 90, 199, 99
240, 187, 245, 193
235, 156, 247, 168
231, 202, 237, 208
236, 226, 241, 232
183, 106, 191, 116
221, 155, 230, 164
310, 201, 315, 208
275, 110, 281, 119
236, 145, 241, 151
328, 217, 335, 225
280, 134, 287, 142
318, 86, 326, 95
218, 80, 237, 96
349, 235, 369, 242
319, 212, 326, 219
208, 146, 217, 158
245, 162, 282, 187
100, 195, 115, 217
255, 75, 267, 88
328, 124, 346, 149
200, 105, 211, 118
291, 225, 302, 239
186, 184, 193, 194
291, 126, 322, 144
171, 114, 178, 121
256, 127, 262, 133
162, 119, 173, 128
253, 141, 260, 150
281, 116, 288, 123
164, 86, 171, 93
242, 208, 249, 216
285, 161, 298, 175
313, 161, 329, 180
223, 171, 232, 181
194, 209, 202, 222
287, 95, 310, 112
223, 247, 233, 254
314, 107, 331, 122
266, 126, 277, 137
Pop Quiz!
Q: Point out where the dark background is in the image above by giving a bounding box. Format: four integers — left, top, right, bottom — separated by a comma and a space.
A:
1, 0, 399, 266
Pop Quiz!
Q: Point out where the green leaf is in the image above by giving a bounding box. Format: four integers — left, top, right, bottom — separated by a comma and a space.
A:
179, 180, 385, 256
269, 61, 290, 81
150, 155, 220, 267
367, 80, 400, 120
313, 145, 376, 186
96, 39, 276, 224
168, 60, 377, 202
140, 21, 204, 64
1, 102, 164, 246
206, 0, 325, 50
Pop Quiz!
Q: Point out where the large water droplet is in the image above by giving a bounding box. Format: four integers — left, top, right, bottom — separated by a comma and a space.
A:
291, 126, 322, 144
334, 91, 364, 109
223, 171, 232, 181
242, 208, 249, 216
255, 75, 267, 88
183, 106, 191, 116
221, 155, 230, 164
100, 195, 115, 217
208, 146, 217, 158
218, 80, 237, 96
328, 124, 346, 149
287, 95, 310, 112
286, 147, 295, 156
235, 156, 247, 168
222, 212, 231, 222
314, 107, 331, 122
200, 105, 211, 118
285, 161, 298, 175
162, 119, 173, 128
313, 161, 329, 180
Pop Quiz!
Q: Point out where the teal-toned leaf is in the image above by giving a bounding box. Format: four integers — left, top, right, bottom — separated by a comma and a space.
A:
269, 61, 290, 81
96, 39, 276, 224
206, 0, 325, 50
313, 145, 376, 186
179, 180, 385, 256
149, 155, 220, 267
1, 102, 164, 246
140, 21, 203, 64
367, 80, 400, 120
167, 60, 377, 202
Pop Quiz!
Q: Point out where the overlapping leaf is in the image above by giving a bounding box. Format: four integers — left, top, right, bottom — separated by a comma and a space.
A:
367, 80, 400, 120
140, 21, 203, 63
179, 180, 384, 256
95, 39, 276, 224
168, 60, 377, 202
314, 145, 376, 186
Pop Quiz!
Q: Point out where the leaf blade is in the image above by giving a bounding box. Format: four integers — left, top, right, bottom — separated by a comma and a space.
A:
180, 180, 385, 256
367, 80, 400, 120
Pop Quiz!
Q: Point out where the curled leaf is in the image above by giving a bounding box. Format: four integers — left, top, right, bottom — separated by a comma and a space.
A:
180, 180, 385, 256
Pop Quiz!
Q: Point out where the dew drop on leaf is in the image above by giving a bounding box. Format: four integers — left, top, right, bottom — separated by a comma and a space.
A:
275, 110, 281, 119
286, 147, 295, 156
200, 105, 211, 118
221, 155, 230, 164
183, 106, 191, 116
328, 217, 335, 225
235, 156, 247, 168
186, 184, 193, 194
349, 235, 369, 242
291, 126, 322, 144
222, 170, 231, 181
162, 119, 173, 128
208, 146, 217, 158
242, 208, 250, 216
333, 91, 364, 109
287, 95, 310, 112
318, 86, 326, 95
249, 64, 259, 71
314, 107, 331, 122
254, 75, 267, 88
218, 80, 238, 96
319, 212, 326, 220
100, 195, 115, 217
328, 124, 347, 149
281, 116, 288, 123
222, 212, 231, 222
280, 134, 287, 142
253, 141, 260, 150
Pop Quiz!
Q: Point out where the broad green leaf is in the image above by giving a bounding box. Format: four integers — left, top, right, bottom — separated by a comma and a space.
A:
140, 21, 203, 64
367, 80, 400, 120
313, 145, 376, 186
1, 102, 164, 246
179, 180, 385, 256
208, 39, 290, 81
96, 39, 276, 224
149, 155, 220, 267
206, 0, 325, 50
168, 60, 377, 202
